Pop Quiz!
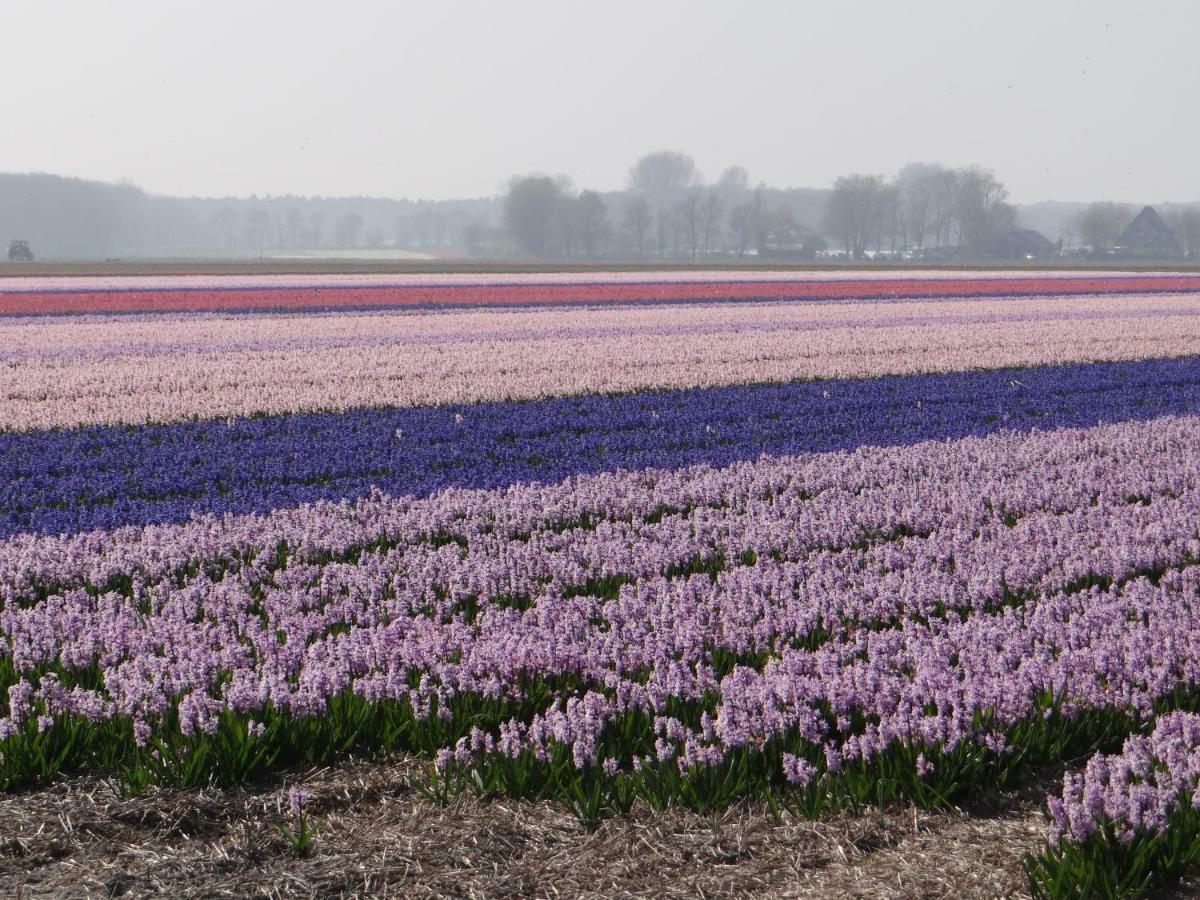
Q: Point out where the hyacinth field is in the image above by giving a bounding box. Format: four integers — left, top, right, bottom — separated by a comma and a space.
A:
6, 269, 1200, 896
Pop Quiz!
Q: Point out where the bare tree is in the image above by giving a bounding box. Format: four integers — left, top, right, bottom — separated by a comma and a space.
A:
426, 209, 448, 248
698, 191, 723, 256
307, 211, 324, 248
988, 201, 1018, 236
394, 216, 412, 249
283, 208, 305, 248
462, 221, 486, 257
897, 163, 948, 249
752, 190, 770, 256
1168, 207, 1200, 258
245, 208, 271, 255
628, 151, 698, 205
879, 181, 901, 253
556, 195, 579, 258
413, 209, 434, 247
628, 151, 701, 260
502, 175, 565, 257
334, 211, 364, 248
955, 166, 1008, 251
728, 201, 755, 257
824, 174, 890, 258
575, 190, 609, 258
654, 206, 676, 260
208, 206, 239, 250
930, 168, 959, 247
717, 165, 750, 195
621, 195, 651, 258
675, 192, 705, 259
1078, 202, 1133, 251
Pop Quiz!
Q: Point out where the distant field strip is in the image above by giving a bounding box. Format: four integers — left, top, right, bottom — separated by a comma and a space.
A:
3, 269, 1200, 314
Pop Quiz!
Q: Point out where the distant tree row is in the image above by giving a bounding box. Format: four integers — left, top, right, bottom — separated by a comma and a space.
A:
0, 173, 145, 259
502, 151, 827, 260
5, 164, 1198, 261
203, 201, 484, 254
822, 164, 1015, 258
0, 173, 502, 258
500, 153, 1044, 261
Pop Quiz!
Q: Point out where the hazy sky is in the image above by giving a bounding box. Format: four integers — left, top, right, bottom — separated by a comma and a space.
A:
2, 0, 1196, 203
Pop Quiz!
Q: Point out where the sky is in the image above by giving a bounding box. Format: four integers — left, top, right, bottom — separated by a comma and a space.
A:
1, 0, 1197, 204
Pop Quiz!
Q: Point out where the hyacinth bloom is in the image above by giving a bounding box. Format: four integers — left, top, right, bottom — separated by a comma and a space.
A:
3, 413, 1200, 769
1046, 712, 1200, 846
4, 269, 1200, 894
2, 269, 1199, 316
1, 352, 1197, 538
4, 291, 1200, 430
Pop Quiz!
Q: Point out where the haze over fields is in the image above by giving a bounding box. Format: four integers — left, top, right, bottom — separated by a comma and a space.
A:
1, 1, 1197, 258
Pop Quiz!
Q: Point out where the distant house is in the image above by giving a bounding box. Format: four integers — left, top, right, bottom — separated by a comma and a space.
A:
1116, 206, 1181, 258
981, 228, 1059, 260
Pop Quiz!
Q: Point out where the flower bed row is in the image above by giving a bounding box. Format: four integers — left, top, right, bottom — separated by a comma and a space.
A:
3, 354, 1199, 538
5, 293, 1200, 431
3, 416, 1199, 815
3, 272, 1200, 316
2, 268, 1181, 294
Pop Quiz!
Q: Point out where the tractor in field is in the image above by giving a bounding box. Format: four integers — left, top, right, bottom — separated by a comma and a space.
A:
7, 240, 34, 262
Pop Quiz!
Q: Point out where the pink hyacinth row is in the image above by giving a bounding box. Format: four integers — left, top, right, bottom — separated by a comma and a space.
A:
4, 291, 1200, 430
1048, 712, 1200, 847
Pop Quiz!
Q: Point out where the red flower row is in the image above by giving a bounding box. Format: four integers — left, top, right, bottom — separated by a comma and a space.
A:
3, 275, 1199, 316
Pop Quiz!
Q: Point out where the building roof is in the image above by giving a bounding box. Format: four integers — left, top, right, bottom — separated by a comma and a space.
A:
982, 227, 1057, 259
1117, 206, 1181, 257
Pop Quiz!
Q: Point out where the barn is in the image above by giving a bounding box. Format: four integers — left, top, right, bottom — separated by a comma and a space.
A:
1116, 206, 1182, 258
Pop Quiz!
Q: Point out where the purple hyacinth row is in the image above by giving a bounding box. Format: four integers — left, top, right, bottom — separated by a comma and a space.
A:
4, 414, 1200, 781
1047, 711, 1200, 846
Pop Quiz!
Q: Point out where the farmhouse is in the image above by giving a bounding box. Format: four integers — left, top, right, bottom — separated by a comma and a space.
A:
1116, 205, 1182, 258
981, 227, 1059, 260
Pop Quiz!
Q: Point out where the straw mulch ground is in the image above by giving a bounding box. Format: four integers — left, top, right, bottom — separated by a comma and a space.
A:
2, 754, 1062, 899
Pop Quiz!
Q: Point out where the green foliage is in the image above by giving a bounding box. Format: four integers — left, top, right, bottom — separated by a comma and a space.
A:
277, 810, 321, 858
1027, 803, 1200, 899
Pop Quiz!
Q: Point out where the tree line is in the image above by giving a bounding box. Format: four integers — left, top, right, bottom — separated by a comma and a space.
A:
0, 172, 491, 259
823, 164, 1016, 258
198, 196, 490, 255
3, 160, 1199, 260
501, 152, 830, 261
501, 154, 1035, 261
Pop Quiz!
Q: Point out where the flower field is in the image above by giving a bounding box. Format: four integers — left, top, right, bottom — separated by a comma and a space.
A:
4, 269, 1200, 896
4, 269, 1200, 316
